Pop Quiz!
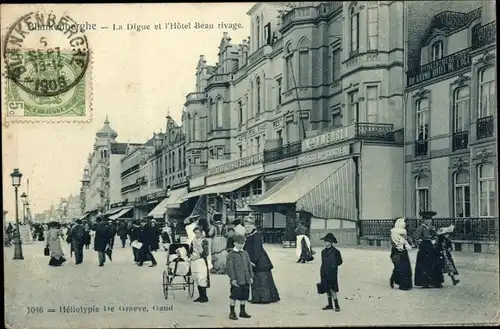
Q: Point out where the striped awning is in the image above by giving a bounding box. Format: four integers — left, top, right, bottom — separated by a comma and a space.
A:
148, 198, 170, 219
183, 176, 259, 200
104, 207, 125, 216
109, 207, 133, 220
250, 159, 356, 221
166, 187, 189, 209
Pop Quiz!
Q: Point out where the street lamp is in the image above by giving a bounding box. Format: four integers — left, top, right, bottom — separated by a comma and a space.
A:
21, 192, 27, 225
10, 168, 24, 260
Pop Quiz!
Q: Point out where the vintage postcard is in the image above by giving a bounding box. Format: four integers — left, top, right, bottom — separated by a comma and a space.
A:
2, 2, 498, 328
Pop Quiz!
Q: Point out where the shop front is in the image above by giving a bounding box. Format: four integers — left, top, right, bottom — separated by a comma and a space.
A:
134, 190, 168, 221
147, 187, 190, 222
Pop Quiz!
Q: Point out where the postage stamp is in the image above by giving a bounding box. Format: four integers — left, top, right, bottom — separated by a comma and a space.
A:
2, 12, 93, 126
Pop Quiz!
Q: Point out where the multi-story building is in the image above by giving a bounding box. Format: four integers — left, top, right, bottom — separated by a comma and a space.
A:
181, 2, 407, 246
403, 1, 497, 252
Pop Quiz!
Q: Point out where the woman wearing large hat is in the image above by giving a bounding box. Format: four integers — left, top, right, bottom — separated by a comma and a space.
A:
243, 215, 280, 304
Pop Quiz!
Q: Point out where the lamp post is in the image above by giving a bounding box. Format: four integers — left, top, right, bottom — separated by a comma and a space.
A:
21, 192, 27, 225
10, 168, 24, 260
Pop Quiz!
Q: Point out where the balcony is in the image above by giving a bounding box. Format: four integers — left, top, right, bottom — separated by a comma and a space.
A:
452, 131, 469, 151
264, 141, 302, 163
121, 164, 139, 178
407, 48, 472, 87
207, 74, 229, 85
280, 2, 342, 31
477, 115, 494, 139
248, 46, 266, 66
208, 153, 264, 176
472, 21, 496, 50
272, 38, 283, 53
415, 140, 428, 157
359, 217, 498, 243
356, 123, 395, 141
186, 92, 205, 102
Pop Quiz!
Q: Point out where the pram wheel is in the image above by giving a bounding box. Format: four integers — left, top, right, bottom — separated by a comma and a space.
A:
162, 270, 169, 300
187, 275, 195, 298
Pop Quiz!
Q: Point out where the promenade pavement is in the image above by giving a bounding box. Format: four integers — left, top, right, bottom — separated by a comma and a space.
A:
4, 241, 499, 328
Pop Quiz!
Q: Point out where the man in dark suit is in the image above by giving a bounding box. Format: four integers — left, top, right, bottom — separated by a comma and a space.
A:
94, 217, 112, 267
70, 219, 86, 264
137, 220, 157, 267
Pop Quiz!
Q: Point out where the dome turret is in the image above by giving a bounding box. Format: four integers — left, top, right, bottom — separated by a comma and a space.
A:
96, 115, 118, 139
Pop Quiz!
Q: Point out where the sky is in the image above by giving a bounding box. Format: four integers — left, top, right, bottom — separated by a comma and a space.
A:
2, 3, 253, 219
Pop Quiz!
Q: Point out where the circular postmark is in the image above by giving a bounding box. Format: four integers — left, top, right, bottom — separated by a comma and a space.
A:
3, 12, 90, 97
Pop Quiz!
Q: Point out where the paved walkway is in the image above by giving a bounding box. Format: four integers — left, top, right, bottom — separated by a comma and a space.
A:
4, 241, 499, 328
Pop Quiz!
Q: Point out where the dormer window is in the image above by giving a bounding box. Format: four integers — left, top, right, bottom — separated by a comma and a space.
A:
431, 41, 443, 62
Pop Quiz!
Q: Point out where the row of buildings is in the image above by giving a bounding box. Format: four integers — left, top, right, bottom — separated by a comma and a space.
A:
40, 1, 497, 252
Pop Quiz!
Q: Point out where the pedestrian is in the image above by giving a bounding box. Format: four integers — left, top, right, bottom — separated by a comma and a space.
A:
225, 227, 235, 251
243, 215, 280, 304
46, 221, 67, 267
118, 220, 128, 248
295, 220, 314, 264
161, 224, 172, 251
226, 234, 253, 320
84, 223, 92, 249
233, 219, 246, 236
190, 226, 210, 303
414, 213, 444, 288
150, 219, 160, 252
94, 217, 112, 267
437, 225, 460, 286
43, 222, 49, 241
319, 233, 343, 312
108, 220, 117, 249
129, 220, 142, 264
185, 215, 200, 246
137, 220, 158, 267
389, 218, 413, 290
70, 219, 86, 265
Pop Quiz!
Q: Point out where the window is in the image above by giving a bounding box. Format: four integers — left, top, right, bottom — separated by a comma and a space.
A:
250, 139, 254, 154
431, 41, 443, 61
478, 163, 496, 217
332, 110, 342, 127
415, 176, 429, 215
256, 17, 260, 49
209, 148, 215, 159
216, 97, 223, 127
366, 86, 379, 123
249, 82, 254, 118
217, 148, 224, 158
453, 87, 470, 133
256, 136, 261, 153
193, 114, 200, 140
286, 122, 293, 143
172, 152, 176, 171
298, 48, 309, 87
238, 101, 243, 125
208, 99, 214, 131
332, 49, 341, 81
238, 145, 243, 158
416, 99, 429, 140
252, 180, 262, 196
286, 44, 294, 90
350, 7, 359, 53
256, 77, 261, 115
245, 95, 249, 121
367, 2, 379, 50
194, 156, 200, 165
348, 90, 359, 124
277, 129, 282, 140
277, 78, 282, 105
478, 66, 495, 118
453, 172, 470, 218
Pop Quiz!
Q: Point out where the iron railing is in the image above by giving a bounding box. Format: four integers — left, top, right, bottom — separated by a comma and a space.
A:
452, 131, 469, 151
356, 123, 395, 141
264, 141, 302, 163
415, 140, 428, 157
477, 115, 494, 139
472, 21, 496, 49
359, 217, 498, 242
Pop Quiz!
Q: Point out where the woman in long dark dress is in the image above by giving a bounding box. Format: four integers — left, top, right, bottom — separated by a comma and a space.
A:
243, 215, 280, 304
389, 218, 413, 290
295, 222, 313, 263
414, 218, 444, 288
46, 221, 67, 266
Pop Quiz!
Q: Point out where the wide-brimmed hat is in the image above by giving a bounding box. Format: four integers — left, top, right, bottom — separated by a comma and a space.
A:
320, 233, 338, 243
437, 225, 455, 235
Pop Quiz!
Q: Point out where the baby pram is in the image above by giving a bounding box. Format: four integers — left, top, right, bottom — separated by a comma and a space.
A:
162, 243, 194, 300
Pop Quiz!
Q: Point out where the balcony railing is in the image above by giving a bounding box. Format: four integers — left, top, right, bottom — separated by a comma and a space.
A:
452, 131, 469, 151
272, 38, 283, 53
186, 92, 205, 102
207, 153, 263, 176
477, 115, 494, 139
281, 2, 342, 30
121, 164, 140, 178
264, 141, 302, 163
359, 217, 498, 242
407, 48, 472, 87
248, 46, 266, 66
415, 140, 428, 157
207, 74, 229, 85
356, 123, 395, 141
472, 21, 496, 49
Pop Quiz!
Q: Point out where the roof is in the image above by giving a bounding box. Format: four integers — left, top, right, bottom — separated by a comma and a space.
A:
110, 142, 128, 155
144, 137, 155, 146
96, 116, 118, 139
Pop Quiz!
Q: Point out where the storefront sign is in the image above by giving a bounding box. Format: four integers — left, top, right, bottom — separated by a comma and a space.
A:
134, 190, 167, 204
298, 144, 350, 166
237, 122, 267, 143
110, 200, 129, 209
302, 125, 355, 152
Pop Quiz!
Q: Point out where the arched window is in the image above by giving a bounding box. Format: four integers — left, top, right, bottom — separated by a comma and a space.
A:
256, 77, 261, 115
367, 1, 379, 50
256, 17, 260, 49
453, 172, 470, 218
478, 163, 496, 217
285, 43, 294, 90
208, 99, 213, 131
478, 66, 495, 118
187, 114, 192, 142
193, 113, 200, 140
453, 87, 470, 133
416, 99, 429, 140
350, 6, 359, 53
249, 81, 254, 118
431, 41, 443, 61
216, 97, 223, 128
415, 176, 429, 216
298, 39, 310, 87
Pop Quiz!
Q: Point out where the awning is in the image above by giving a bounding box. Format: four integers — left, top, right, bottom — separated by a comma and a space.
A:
148, 198, 170, 219
250, 159, 356, 221
104, 207, 125, 216
166, 187, 189, 209
184, 176, 259, 200
109, 207, 133, 220
77, 212, 90, 220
